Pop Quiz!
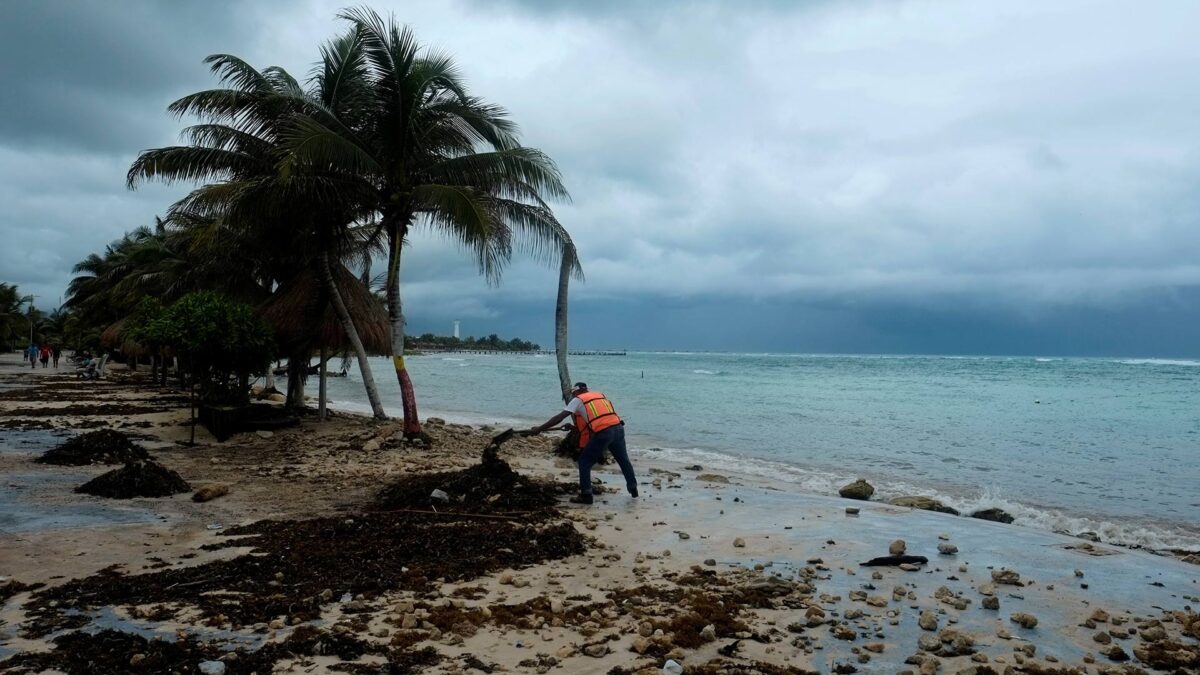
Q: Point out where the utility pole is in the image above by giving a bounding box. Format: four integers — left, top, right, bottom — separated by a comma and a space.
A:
27, 294, 36, 345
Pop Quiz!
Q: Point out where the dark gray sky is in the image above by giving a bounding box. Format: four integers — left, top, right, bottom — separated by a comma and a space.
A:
3, 0, 1200, 355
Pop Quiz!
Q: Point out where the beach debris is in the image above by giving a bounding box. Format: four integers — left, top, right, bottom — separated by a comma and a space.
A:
375, 456, 571, 515
685, 464, 703, 471
75, 460, 191, 499
937, 542, 958, 555
662, 659, 684, 675
991, 569, 1022, 586
22, 511, 586, 635
192, 484, 229, 502
0, 624, 428, 674
733, 537, 746, 548
889, 539, 907, 555
969, 507, 1015, 524
696, 473, 730, 483
845, 506, 860, 515
34, 428, 149, 466
838, 479, 875, 500
919, 611, 938, 631
888, 496, 960, 515
982, 596, 999, 610
1010, 612, 1038, 629
676, 531, 691, 540
862, 554, 927, 567
198, 661, 226, 675
1076, 530, 1102, 542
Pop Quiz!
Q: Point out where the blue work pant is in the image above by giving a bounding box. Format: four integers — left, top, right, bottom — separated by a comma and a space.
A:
578, 424, 637, 496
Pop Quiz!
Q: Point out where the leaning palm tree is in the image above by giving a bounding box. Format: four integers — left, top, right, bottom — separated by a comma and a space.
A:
555, 239, 582, 403
281, 8, 577, 437
127, 55, 389, 419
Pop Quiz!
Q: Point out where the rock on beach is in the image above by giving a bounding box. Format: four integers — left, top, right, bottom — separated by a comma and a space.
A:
838, 479, 875, 500
888, 495, 960, 515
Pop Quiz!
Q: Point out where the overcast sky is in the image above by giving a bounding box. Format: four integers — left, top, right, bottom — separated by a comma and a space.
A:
3, 0, 1200, 354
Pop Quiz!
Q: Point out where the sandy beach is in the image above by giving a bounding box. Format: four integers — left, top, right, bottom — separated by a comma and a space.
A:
1, 353, 1197, 674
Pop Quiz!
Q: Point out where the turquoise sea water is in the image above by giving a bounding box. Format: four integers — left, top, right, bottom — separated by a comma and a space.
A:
322, 353, 1200, 551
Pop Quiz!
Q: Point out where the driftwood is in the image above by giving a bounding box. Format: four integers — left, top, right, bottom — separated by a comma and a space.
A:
860, 554, 929, 567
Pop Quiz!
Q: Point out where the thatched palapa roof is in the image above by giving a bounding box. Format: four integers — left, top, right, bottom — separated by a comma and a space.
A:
259, 263, 391, 355
100, 318, 150, 357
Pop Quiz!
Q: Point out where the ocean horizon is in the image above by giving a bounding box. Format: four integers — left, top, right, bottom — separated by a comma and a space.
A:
317, 351, 1200, 553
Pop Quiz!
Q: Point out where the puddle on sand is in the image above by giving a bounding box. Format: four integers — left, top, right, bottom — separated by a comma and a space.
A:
0, 606, 270, 660
0, 428, 71, 455
0, 472, 164, 533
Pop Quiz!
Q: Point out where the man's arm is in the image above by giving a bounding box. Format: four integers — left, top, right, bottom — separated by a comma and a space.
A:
529, 410, 572, 435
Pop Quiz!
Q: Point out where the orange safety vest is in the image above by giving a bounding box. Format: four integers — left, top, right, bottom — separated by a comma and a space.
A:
573, 391, 622, 448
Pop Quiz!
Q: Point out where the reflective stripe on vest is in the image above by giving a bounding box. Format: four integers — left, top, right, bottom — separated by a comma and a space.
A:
574, 391, 622, 448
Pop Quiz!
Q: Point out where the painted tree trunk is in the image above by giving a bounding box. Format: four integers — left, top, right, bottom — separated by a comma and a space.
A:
321, 252, 387, 420
386, 232, 422, 436
555, 244, 574, 404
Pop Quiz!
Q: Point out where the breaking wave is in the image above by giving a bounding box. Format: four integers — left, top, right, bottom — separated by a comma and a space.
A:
1115, 358, 1200, 367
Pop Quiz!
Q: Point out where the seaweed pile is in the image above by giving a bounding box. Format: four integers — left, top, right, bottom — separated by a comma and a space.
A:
34, 428, 149, 465
374, 456, 574, 515
23, 511, 586, 636
75, 459, 191, 498
0, 626, 440, 675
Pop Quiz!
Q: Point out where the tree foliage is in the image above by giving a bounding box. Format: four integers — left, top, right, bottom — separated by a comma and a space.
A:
130, 292, 274, 405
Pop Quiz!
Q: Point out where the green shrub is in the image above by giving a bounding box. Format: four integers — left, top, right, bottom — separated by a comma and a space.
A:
130, 292, 274, 406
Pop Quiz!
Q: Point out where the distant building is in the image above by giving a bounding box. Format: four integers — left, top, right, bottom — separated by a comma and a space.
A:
453, 320, 460, 339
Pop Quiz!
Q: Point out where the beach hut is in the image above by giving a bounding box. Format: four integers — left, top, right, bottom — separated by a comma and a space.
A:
100, 318, 150, 369
259, 263, 391, 419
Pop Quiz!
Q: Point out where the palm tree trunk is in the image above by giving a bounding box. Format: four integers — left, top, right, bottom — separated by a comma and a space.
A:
286, 353, 306, 409
555, 243, 575, 404
386, 227, 422, 436
318, 346, 328, 421
264, 365, 277, 394
321, 251, 387, 420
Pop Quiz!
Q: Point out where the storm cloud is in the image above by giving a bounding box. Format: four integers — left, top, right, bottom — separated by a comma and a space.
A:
3, 0, 1200, 354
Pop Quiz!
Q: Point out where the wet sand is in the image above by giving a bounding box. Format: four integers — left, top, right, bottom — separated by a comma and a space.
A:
0, 353, 1197, 674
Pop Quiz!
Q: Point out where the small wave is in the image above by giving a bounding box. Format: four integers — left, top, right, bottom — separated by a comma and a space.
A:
1034, 358, 1057, 362
1115, 358, 1200, 367
636, 445, 1200, 553
692, 369, 720, 375
441, 357, 466, 362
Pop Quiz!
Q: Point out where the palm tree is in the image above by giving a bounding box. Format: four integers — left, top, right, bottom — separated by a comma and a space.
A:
280, 7, 577, 437
0, 283, 32, 350
127, 55, 389, 419
555, 240, 582, 403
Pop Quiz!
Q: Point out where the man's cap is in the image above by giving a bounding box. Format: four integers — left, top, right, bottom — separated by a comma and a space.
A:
571, 382, 588, 391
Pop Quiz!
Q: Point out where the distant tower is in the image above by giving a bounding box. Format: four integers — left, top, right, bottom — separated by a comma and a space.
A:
453, 320, 460, 339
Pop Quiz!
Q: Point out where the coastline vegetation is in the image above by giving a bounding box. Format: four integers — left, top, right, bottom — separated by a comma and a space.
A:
409, 333, 540, 352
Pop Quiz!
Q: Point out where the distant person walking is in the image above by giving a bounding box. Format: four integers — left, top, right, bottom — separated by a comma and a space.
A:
27, 344, 37, 368
52, 345, 61, 368
529, 382, 638, 504
39, 344, 50, 368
